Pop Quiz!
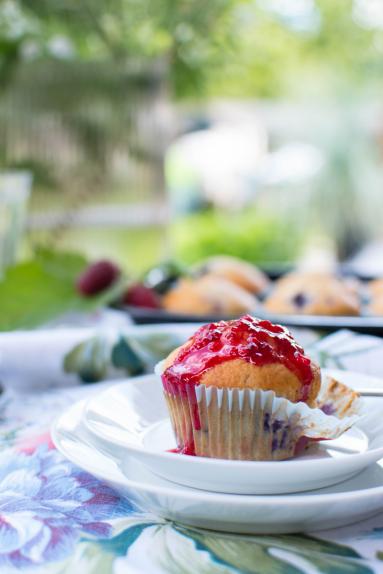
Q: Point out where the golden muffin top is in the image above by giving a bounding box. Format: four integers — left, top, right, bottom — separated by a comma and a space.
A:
161, 315, 320, 406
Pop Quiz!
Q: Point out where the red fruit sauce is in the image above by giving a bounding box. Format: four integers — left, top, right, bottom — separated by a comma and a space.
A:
162, 314, 314, 401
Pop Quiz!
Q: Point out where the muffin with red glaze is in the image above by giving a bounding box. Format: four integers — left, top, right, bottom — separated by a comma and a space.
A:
157, 315, 360, 461
159, 316, 316, 460
163, 317, 320, 406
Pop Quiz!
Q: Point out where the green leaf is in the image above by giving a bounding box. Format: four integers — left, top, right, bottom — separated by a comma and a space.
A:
125, 333, 186, 369
63, 336, 111, 383
177, 527, 373, 574
0, 259, 82, 331
111, 337, 146, 376
98, 524, 152, 557
108, 523, 236, 573
35, 247, 87, 281
0, 250, 123, 331
63, 331, 185, 383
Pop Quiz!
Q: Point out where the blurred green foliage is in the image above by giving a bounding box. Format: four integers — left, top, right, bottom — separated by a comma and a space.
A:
0, 248, 123, 330
1, 0, 382, 269
209, 0, 383, 99
28, 226, 167, 273
0, 0, 240, 98
171, 209, 303, 265
1, 0, 383, 99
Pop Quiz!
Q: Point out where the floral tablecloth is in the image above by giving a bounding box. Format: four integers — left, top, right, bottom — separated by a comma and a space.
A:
1, 319, 383, 573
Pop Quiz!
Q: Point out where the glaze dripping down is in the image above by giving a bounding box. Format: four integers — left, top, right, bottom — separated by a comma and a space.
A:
162, 314, 314, 402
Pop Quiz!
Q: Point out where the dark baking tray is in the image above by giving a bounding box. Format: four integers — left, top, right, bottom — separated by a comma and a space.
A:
120, 263, 383, 334
122, 306, 383, 336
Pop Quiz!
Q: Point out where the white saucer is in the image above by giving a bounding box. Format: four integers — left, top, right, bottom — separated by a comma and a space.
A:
83, 369, 383, 494
52, 399, 383, 534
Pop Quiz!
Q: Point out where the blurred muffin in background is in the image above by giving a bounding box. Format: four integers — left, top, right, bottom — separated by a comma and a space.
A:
264, 272, 360, 316
368, 297, 383, 315
195, 255, 269, 295
368, 278, 383, 297
162, 275, 258, 315
367, 279, 383, 315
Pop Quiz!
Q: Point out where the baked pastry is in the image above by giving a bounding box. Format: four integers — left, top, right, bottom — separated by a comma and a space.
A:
368, 297, 383, 315
163, 316, 320, 407
157, 315, 359, 460
264, 272, 360, 316
162, 276, 258, 315
368, 278, 383, 297
366, 279, 383, 315
195, 255, 269, 294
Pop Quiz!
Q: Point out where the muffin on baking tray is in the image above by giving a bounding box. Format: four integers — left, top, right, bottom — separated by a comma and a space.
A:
368, 278, 383, 297
263, 272, 360, 316
195, 255, 269, 295
368, 297, 383, 315
367, 279, 383, 315
157, 315, 360, 461
162, 275, 258, 316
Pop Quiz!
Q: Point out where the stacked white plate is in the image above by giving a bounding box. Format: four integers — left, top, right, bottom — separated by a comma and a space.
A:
52, 368, 383, 534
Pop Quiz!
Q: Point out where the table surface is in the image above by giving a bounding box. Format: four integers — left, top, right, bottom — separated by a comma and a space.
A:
1, 320, 383, 573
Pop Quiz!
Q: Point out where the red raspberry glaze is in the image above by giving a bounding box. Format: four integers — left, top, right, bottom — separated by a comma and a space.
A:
162, 314, 314, 402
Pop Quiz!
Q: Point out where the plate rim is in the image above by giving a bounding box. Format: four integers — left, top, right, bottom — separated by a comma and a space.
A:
83, 368, 383, 470
52, 399, 383, 506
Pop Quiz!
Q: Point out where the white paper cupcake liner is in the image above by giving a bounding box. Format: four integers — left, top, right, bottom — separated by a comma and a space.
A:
157, 361, 362, 461
317, 376, 363, 418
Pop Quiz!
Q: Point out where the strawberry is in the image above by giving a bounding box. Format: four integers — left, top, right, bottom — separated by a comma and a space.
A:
122, 282, 161, 308
76, 260, 121, 296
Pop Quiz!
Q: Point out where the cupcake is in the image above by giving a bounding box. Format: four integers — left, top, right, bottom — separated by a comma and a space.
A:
157, 315, 360, 461
264, 272, 360, 316
162, 276, 258, 315
195, 255, 269, 295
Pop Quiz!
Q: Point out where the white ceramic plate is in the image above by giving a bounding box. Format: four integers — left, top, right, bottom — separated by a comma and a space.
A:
52, 399, 383, 534
83, 369, 383, 494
